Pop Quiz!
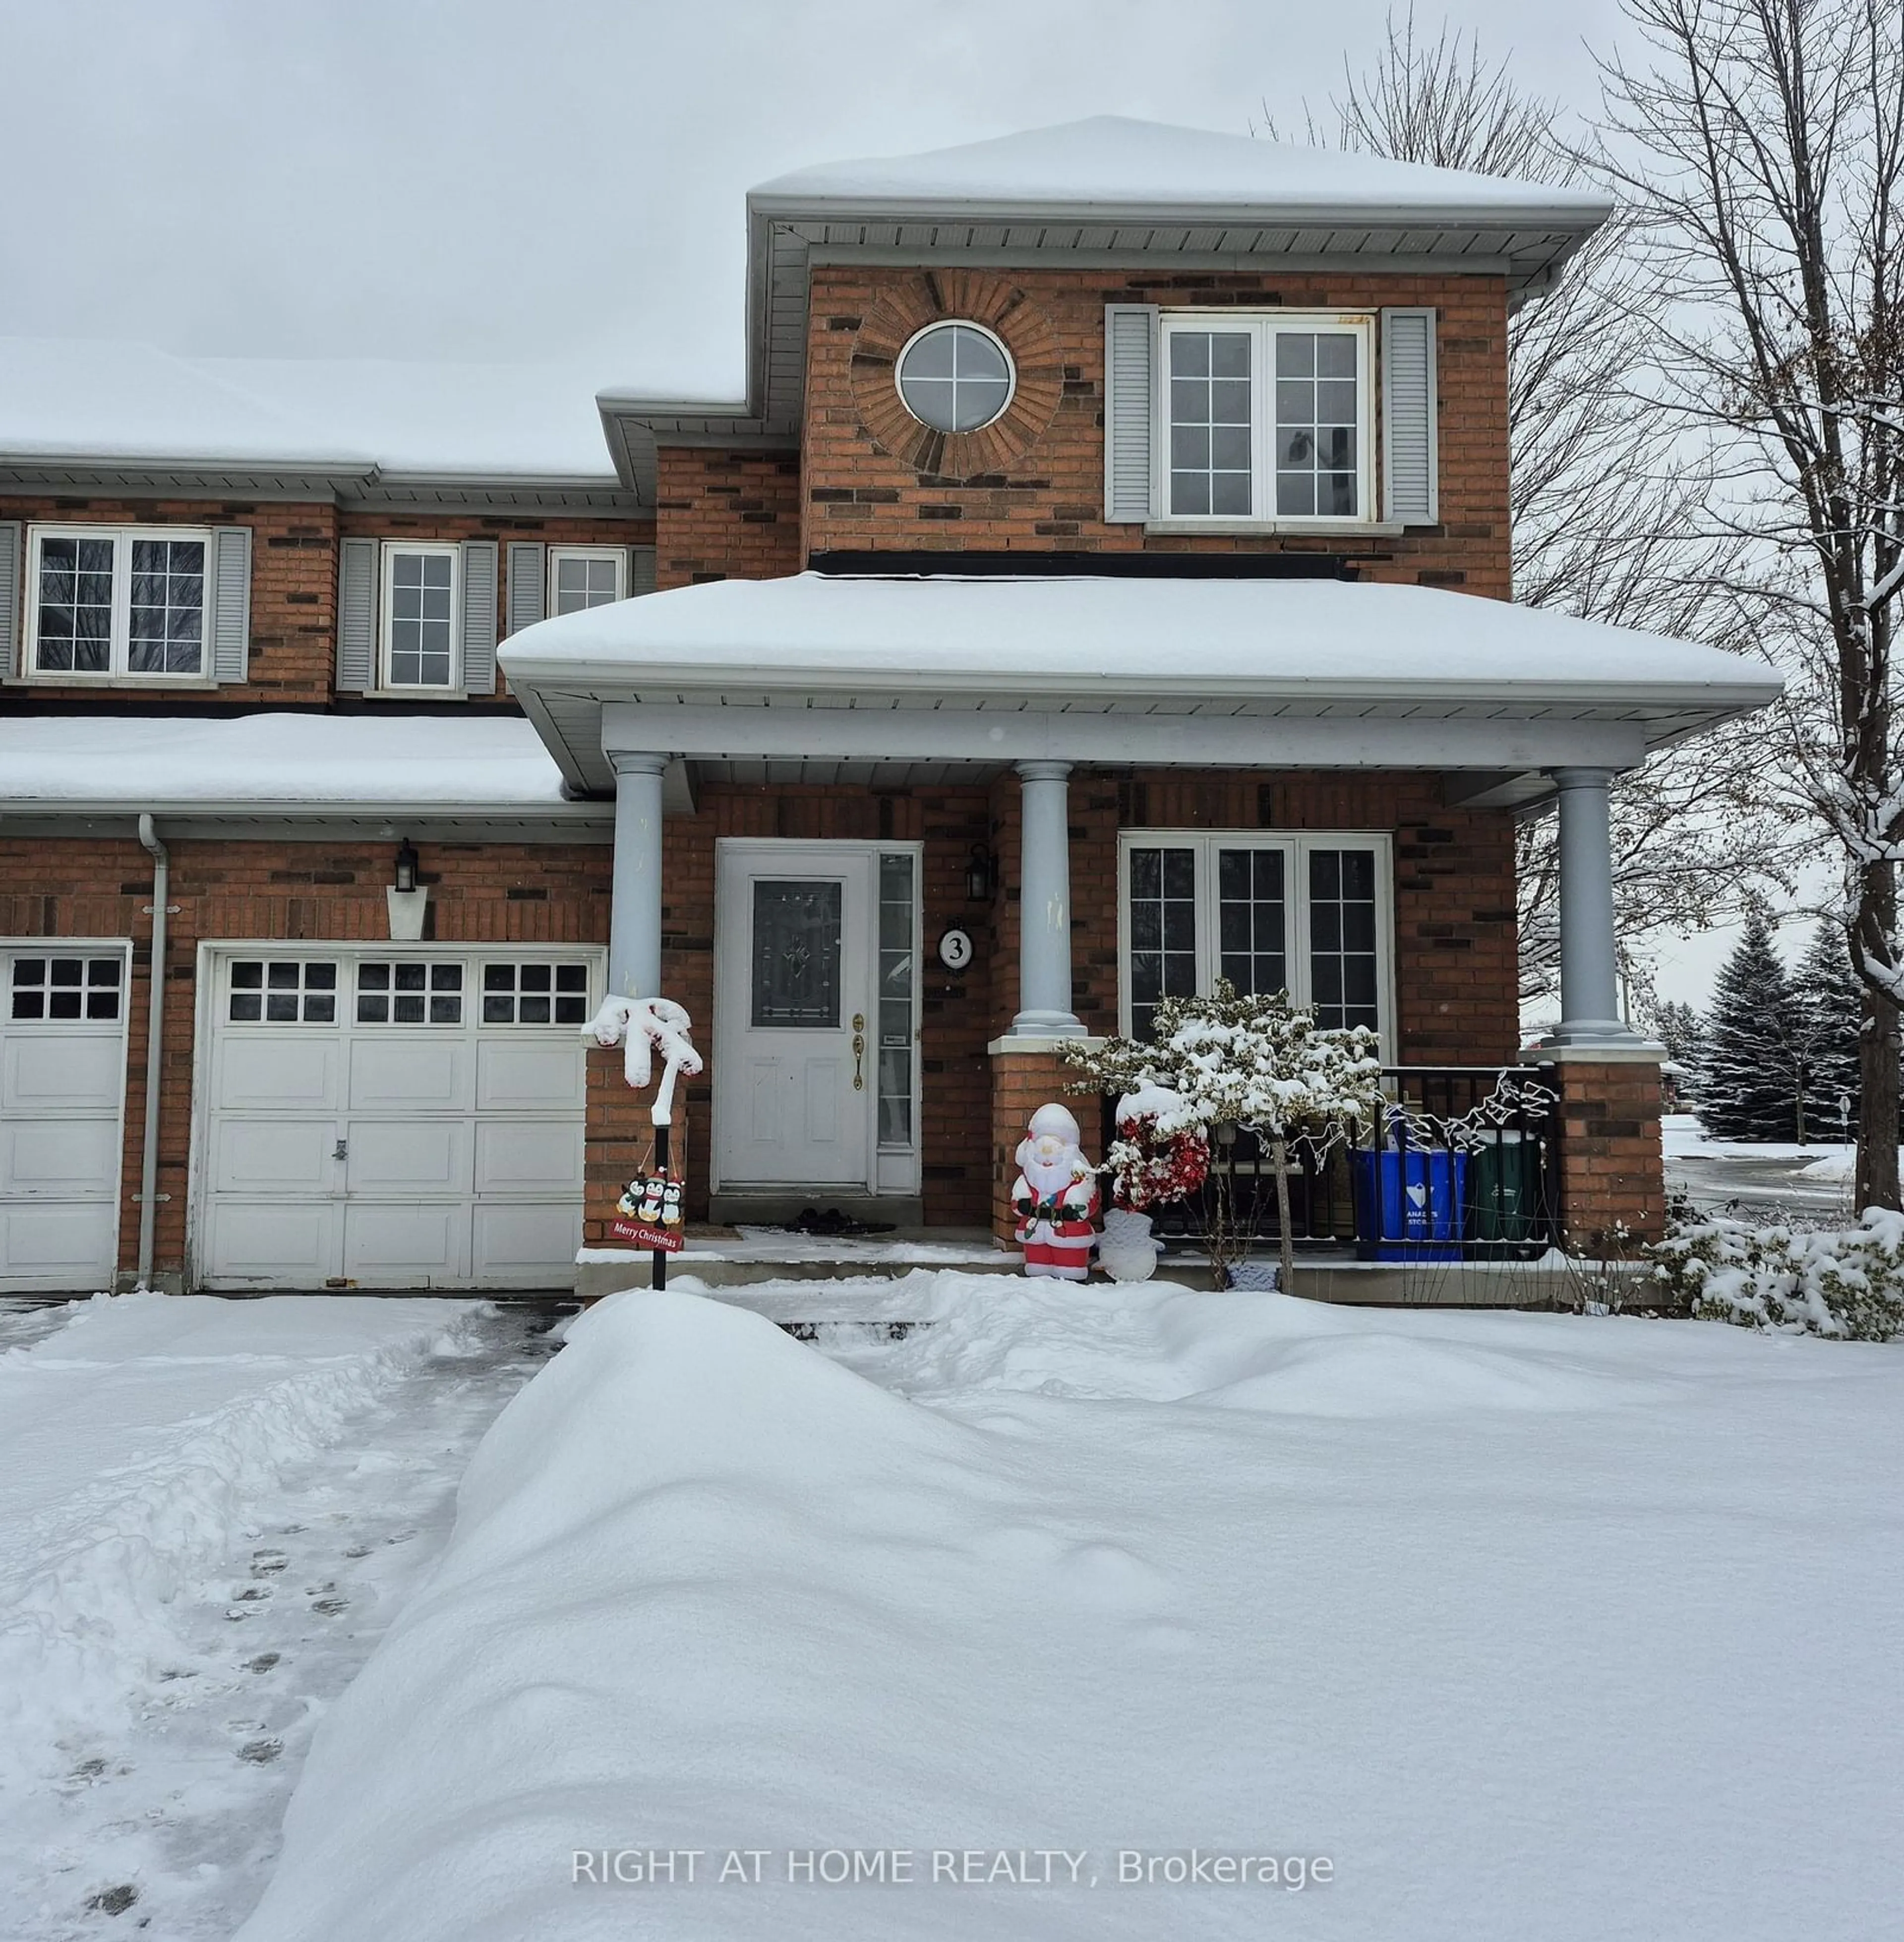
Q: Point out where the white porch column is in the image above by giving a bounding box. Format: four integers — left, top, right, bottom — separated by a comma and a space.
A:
608, 752, 667, 1000
1547, 765, 1642, 1046
1010, 759, 1085, 1038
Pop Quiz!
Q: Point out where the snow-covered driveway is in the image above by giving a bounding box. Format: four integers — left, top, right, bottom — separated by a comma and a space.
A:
236, 1275, 1904, 1942
0, 1293, 556, 1940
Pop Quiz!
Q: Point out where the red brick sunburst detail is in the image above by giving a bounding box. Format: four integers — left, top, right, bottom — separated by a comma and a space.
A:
847, 271, 1065, 479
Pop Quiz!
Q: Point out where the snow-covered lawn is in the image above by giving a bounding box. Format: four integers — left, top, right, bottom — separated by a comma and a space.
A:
236, 1273, 1904, 1942
0, 1293, 552, 1940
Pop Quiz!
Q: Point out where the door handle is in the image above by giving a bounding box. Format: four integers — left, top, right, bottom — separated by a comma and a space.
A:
852, 1032, 865, 1090
333, 1139, 348, 1161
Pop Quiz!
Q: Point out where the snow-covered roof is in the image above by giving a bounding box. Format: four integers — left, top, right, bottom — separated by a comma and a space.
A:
499, 572, 1783, 799
599, 117, 1613, 498
504, 570, 1766, 692
0, 712, 589, 822
752, 117, 1614, 226
0, 340, 630, 495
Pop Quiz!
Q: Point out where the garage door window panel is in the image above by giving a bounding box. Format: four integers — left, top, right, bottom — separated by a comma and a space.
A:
11, 955, 122, 1022
228, 960, 338, 1024
357, 961, 463, 1025
482, 961, 590, 1026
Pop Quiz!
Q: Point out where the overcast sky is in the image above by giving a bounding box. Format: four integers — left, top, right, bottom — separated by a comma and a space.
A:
3, 0, 1765, 1008
1, 0, 1628, 390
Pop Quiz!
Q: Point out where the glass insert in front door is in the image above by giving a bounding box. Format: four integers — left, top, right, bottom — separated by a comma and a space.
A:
750, 881, 842, 1028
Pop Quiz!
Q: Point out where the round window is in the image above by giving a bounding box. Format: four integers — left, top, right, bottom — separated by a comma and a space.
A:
895, 321, 1015, 433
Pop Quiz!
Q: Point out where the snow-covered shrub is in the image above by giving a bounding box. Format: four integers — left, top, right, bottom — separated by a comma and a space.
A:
1064, 985, 1386, 1288
1652, 1209, 1904, 1341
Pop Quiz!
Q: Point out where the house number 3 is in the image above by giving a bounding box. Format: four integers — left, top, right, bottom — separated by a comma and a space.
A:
938, 928, 974, 971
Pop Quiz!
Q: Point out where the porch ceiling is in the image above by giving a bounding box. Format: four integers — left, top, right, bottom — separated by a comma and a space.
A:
497, 572, 1784, 801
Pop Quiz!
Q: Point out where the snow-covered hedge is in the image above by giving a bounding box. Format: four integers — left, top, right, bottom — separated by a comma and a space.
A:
1653, 1210, 1904, 1341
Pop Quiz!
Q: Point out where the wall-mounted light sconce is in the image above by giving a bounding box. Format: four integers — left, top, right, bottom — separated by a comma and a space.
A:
387, 838, 428, 941
965, 842, 998, 902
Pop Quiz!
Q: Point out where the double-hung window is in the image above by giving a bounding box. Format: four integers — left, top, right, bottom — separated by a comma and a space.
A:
1120, 831, 1391, 1050
380, 541, 460, 691
25, 525, 211, 680
1159, 312, 1373, 525
548, 546, 626, 616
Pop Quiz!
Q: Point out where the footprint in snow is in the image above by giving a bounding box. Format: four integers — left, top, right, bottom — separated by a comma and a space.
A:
245, 1653, 281, 1674
85, 1883, 138, 1916
250, 1550, 289, 1575
236, 1738, 282, 1765
230, 1585, 270, 1603
311, 1594, 349, 1616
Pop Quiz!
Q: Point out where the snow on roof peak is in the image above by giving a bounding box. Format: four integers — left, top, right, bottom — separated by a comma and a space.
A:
752, 115, 1612, 221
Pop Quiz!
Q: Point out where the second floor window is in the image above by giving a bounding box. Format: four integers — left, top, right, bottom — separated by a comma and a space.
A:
549, 546, 626, 615
26, 525, 209, 679
381, 542, 459, 690
1161, 312, 1371, 525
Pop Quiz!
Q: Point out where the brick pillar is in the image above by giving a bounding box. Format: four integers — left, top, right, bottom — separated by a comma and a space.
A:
583, 1044, 675, 1250
1541, 1051, 1667, 1251
989, 1041, 1099, 1245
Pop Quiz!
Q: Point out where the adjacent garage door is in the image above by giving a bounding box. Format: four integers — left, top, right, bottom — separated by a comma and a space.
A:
0, 942, 131, 1293
197, 946, 599, 1291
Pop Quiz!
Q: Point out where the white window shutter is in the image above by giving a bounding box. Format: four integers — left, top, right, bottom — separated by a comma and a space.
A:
336, 537, 378, 693
208, 525, 252, 683
1103, 303, 1158, 523
629, 544, 656, 597
0, 522, 20, 677
461, 539, 499, 693
506, 540, 546, 634
1381, 307, 1439, 525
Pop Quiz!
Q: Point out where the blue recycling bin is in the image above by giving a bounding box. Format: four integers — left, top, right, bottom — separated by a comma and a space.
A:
1352, 1146, 1468, 1261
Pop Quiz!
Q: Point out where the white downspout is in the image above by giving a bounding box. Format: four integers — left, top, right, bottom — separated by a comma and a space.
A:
136, 814, 169, 1291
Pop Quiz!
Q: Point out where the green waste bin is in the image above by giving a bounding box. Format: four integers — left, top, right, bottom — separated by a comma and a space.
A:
1464, 1132, 1546, 1254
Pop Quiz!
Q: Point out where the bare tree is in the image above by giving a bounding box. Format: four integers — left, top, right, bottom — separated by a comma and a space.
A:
1268, 10, 1793, 1008
1595, 0, 1904, 1205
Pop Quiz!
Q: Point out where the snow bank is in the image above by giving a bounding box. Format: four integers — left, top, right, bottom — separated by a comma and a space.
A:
239, 1279, 1904, 1942
0, 1293, 483, 1791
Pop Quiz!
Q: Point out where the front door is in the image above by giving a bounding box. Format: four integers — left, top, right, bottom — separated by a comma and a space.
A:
715, 845, 875, 1190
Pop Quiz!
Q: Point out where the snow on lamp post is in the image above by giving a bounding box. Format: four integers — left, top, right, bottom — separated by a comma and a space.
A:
585, 995, 703, 1290
1065, 984, 1386, 1293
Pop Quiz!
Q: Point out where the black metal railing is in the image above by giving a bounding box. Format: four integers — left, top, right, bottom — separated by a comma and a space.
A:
1096, 1064, 1560, 1261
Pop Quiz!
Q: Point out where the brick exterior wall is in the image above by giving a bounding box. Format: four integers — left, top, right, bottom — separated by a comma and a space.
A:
653, 449, 802, 590
801, 265, 1510, 593
0, 494, 654, 705
0, 835, 611, 1286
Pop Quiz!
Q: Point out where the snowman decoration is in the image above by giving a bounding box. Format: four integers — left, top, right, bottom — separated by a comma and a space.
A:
1012, 1102, 1100, 1281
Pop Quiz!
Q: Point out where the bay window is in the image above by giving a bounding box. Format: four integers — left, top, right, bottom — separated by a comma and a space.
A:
25, 525, 210, 680
1120, 831, 1391, 1048
1160, 312, 1372, 525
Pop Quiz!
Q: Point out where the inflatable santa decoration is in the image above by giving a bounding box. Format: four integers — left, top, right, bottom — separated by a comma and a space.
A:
1012, 1102, 1100, 1281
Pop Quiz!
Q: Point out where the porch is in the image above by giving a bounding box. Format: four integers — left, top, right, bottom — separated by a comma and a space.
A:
497, 570, 1779, 1278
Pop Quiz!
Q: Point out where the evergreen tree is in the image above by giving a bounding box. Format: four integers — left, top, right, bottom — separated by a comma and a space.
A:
1654, 999, 1708, 1099
1699, 914, 1804, 1142
1792, 920, 1862, 1143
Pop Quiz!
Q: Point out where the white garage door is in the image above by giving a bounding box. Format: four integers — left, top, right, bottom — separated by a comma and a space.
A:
197, 946, 598, 1291
0, 943, 131, 1293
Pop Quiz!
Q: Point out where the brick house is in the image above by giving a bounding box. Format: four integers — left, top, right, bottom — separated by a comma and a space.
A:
0, 118, 1778, 1295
